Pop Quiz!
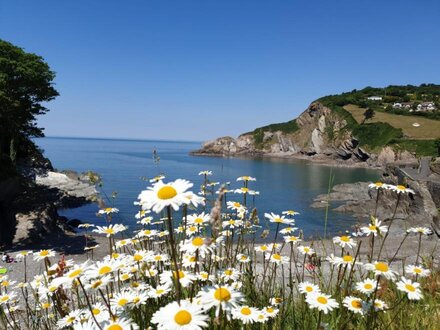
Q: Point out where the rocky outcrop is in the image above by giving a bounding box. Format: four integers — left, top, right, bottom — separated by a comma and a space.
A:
0, 170, 98, 247
311, 166, 440, 234
193, 102, 378, 164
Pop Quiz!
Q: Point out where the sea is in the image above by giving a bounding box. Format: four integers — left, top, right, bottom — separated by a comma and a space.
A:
35, 137, 379, 239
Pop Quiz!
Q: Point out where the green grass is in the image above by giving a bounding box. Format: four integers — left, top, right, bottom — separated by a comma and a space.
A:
352, 122, 404, 150
389, 139, 438, 157
247, 120, 299, 149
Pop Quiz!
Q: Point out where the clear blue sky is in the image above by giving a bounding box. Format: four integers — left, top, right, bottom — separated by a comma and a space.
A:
1, 1, 439, 141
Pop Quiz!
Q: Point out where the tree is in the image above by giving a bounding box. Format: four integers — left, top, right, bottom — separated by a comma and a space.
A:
0, 39, 58, 164
362, 108, 375, 124
435, 138, 440, 157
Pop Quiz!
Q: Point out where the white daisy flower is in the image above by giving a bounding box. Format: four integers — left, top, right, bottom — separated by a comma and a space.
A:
180, 236, 214, 258
396, 277, 423, 300
305, 293, 339, 314
388, 184, 415, 194
355, 278, 378, 295
237, 176, 256, 182
333, 235, 357, 248
187, 212, 211, 226
264, 212, 294, 225
93, 224, 127, 237
98, 207, 119, 215
265, 253, 289, 265
364, 262, 397, 280
360, 218, 388, 237
149, 285, 171, 299
372, 299, 388, 311
160, 270, 195, 288
101, 318, 139, 330
198, 285, 244, 316
298, 282, 321, 295
151, 300, 209, 329
138, 179, 194, 213
343, 296, 366, 315
33, 249, 56, 261
407, 227, 432, 235
405, 265, 430, 278
297, 245, 315, 256
232, 306, 258, 324
284, 235, 301, 244
282, 210, 300, 216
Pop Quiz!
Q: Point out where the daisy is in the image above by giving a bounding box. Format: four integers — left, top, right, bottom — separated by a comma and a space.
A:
56, 310, 82, 329
15, 250, 32, 260
222, 219, 244, 229
297, 245, 315, 256
284, 235, 301, 244
372, 299, 388, 311
282, 210, 300, 216
187, 212, 211, 226
0, 292, 17, 305
236, 254, 251, 263
227, 201, 245, 211
138, 179, 194, 213
305, 293, 339, 314
255, 245, 270, 253
389, 184, 415, 194
198, 170, 212, 176
198, 285, 243, 316
298, 282, 321, 295
407, 227, 432, 235
149, 285, 171, 299
255, 312, 269, 323
360, 217, 388, 237
343, 296, 366, 315
98, 207, 119, 215
101, 318, 139, 330
221, 268, 241, 282
265, 253, 289, 265
368, 182, 387, 190
396, 277, 422, 300
86, 259, 119, 278
110, 291, 134, 310
232, 306, 258, 324
93, 224, 127, 237
263, 306, 279, 317
33, 249, 56, 261
150, 174, 165, 183
180, 236, 213, 257
405, 265, 430, 278
160, 270, 195, 288
355, 278, 379, 295
135, 209, 150, 219
85, 275, 112, 291
182, 191, 205, 208
333, 235, 357, 248
269, 297, 283, 305
280, 227, 298, 235
151, 300, 208, 329
237, 176, 256, 182
264, 212, 294, 225
364, 262, 397, 280
136, 229, 158, 239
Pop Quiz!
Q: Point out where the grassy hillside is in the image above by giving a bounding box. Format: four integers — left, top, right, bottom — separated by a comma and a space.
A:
344, 104, 440, 139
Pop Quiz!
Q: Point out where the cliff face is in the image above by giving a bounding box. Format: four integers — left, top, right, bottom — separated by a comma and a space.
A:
193, 102, 374, 163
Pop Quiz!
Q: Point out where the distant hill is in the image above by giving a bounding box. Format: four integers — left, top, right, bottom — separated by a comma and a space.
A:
193, 84, 440, 165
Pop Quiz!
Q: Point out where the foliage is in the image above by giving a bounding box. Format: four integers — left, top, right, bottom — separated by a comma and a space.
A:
390, 139, 438, 157
362, 108, 375, 124
352, 123, 403, 150
0, 39, 58, 166
246, 120, 299, 149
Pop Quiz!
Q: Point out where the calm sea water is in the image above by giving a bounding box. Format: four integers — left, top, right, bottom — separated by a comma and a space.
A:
35, 137, 379, 238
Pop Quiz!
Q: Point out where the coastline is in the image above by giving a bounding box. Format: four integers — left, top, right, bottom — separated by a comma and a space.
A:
191, 150, 383, 170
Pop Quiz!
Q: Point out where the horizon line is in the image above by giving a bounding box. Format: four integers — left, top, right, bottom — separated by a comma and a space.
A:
38, 135, 203, 144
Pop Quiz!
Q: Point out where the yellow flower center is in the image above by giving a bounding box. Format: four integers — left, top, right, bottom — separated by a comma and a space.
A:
118, 298, 129, 306
214, 287, 231, 302
396, 185, 406, 190
317, 296, 328, 304
39, 250, 50, 257
1, 296, 9, 302
351, 300, 362, 309
108, 325, 123, 330
343, 255, 353, 262
241, 188, 249, 193
68, 269, 82, 278
192, 237, 204, 247
156, 289, 164, 295
173, 270, 185, 279
133, 297, 140, 304
273, 254, 282, 261
92, 280, 103, 289
104, 228, 115, 234
375, 262, 389, 272
306, 286, 313, 292
105, 207, 113, 212
157, 185, 177, 200
1, 281, 9, 286
154, 255, 162, 261
304, 248, 310, 253
266, 307, 274, 313
405, 284, 416, 292
364, 283, 373, 290
174, 310, 192, 325
92, 308, 101, 315
369, 225, 377, 231
99, 266, 112, 275
241, 256, 248, 260
42, 303, 50, 309
67, 317, 76, 324
241, 307, 252, 315
233, 202, 241, 208
224, 270, 233, 276
194, 218, 204, 224
340, 236, 350, 242
414, 268, 422, 274
375, 182, 383, 187
133, 254, 143, 262
274, 218, 283, 223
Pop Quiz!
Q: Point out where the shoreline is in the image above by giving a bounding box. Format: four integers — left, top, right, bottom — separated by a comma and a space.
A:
191, 151, 383, 170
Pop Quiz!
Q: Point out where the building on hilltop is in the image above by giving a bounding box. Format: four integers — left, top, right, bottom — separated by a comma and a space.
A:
416, 102, 437, 112
367, 96, 382, 101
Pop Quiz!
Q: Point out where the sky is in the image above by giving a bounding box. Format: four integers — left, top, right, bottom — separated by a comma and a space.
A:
1, 1, 440, 141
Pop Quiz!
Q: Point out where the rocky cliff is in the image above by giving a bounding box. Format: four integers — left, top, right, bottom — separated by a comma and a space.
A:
192, 102, 417, 167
